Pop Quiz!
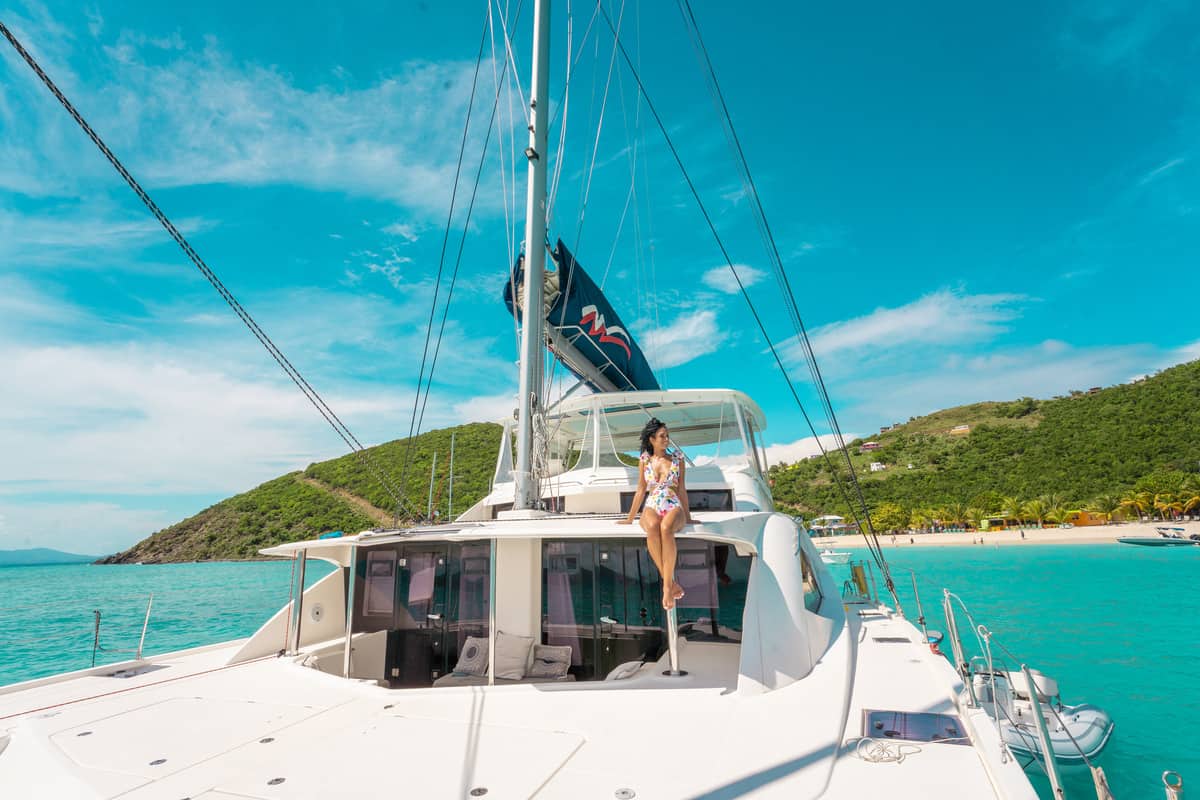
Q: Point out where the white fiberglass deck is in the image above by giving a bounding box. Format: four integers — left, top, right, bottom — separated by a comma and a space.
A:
0, 610, 1034, 798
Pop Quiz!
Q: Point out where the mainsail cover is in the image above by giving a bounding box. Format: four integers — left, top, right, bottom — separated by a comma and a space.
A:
504, 239, 660, 393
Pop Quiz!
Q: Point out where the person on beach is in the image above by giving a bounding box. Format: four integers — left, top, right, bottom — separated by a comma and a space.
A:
619, 417, 693, 609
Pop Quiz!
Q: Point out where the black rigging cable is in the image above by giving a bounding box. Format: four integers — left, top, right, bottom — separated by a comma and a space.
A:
0, 19, 411, 519
394, 0, 524, 521
412, 0, 524, 474
674, 0, 898, 597
394, 8, 495, 522
596, 5, 900, 606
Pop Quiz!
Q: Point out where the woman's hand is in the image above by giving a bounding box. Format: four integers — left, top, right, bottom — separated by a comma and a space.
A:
618, 518, 633, 525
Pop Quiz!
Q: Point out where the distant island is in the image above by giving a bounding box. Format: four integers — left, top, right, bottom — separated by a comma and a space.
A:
102, 360, 1200, 563
0, 548, 101, 567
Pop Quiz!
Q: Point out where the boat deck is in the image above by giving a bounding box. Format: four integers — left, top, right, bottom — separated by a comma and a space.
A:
0, 607, 1034, 798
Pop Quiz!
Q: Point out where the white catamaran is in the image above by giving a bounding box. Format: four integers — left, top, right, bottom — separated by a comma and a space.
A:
0, 3, 1167, 797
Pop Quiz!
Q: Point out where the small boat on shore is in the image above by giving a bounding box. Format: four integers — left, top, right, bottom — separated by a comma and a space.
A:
1118, 527, 1199, 547
819, 549, 852, 565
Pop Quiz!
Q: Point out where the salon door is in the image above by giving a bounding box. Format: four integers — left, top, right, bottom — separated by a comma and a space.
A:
389, 547, 450, 686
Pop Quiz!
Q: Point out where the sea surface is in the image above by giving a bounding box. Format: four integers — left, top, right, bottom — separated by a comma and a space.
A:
1, 545, 1196, 798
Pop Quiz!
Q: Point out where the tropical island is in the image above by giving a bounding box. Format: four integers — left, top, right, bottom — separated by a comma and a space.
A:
100, 359, 1200, 563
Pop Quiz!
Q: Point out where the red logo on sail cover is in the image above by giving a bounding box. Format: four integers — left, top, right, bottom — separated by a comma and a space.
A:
580, 304, 632, 358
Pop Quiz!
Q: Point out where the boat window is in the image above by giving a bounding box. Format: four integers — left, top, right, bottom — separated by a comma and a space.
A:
542, 538, 750, 680
545, 409, 594, 474
595, 406, 640, 468
800, 548, 822, 613
350, 542, 490, 686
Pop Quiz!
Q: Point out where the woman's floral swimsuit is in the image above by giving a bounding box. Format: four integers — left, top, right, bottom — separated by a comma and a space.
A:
642, 451, 682, 516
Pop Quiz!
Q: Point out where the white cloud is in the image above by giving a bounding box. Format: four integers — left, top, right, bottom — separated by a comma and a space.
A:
0, 208, 212, 269
802, 289, 1024, 360
701, 264, 765, 294
0, 500, 172, 556
639, 309, 720, 370
382, 222, 420, 242
762, 433, 861, 467
1139, 157, 1186, 186
453, 392, 517, 423
0, 15, 509, 217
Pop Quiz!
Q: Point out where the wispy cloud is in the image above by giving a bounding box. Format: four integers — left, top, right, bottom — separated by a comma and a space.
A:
1058, 0, 1183, 71
762, 433, 861, 467
1138, 156, 1186, 186
802, 289, 1025, 360
0, 207, 212, 269
701, 264, 765, 294
0, 12, 508, 217
639, 309, 720, 370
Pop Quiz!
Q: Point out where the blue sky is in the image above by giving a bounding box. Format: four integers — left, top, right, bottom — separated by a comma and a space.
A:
2, 0, 1199, 554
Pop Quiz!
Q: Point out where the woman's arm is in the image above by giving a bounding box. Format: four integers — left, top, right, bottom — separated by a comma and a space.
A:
620, 455, 647, 524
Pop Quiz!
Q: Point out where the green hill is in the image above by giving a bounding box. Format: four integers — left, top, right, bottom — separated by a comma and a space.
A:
101, 422, 503, 564
103, 359, 1200, 562
770, 359, 1200, 524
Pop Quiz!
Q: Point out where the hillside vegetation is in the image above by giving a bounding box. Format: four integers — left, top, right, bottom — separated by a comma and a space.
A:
770, 359, 1200, 528
104, 360, 1200, 562
102, 423, 503, 563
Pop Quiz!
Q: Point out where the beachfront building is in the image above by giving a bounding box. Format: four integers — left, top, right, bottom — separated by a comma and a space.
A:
1063, 510, 1107, 526
808, 514, 860, 536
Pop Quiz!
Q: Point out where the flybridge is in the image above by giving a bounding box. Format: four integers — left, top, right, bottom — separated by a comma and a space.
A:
504, 239, 661, 393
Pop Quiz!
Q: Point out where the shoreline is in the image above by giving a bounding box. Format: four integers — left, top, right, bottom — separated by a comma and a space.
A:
817, 520, 1198, 548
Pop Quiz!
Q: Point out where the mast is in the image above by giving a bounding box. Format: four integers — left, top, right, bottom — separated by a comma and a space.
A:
514, 0, 551, 511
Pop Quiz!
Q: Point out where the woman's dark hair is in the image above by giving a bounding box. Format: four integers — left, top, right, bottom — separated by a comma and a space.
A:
640, 417, 667, 455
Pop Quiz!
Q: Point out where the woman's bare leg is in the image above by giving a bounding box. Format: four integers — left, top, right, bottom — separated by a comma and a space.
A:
660, 506, 685, 608
640, 509, 664, 582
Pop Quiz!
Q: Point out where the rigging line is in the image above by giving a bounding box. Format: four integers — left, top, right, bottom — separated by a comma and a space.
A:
395, 8, 496, 519
492, 0, 531, 122
413, 39, 515, 459
0, 20, 409, 514
545, 0, 573, 217
489, 0, 523, 367
546, 0, 602, 131
675, 0, 897, 587
547, 0, 626, 377
594, 5, 885, 571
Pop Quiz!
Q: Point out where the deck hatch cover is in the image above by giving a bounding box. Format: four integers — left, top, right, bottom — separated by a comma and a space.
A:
871, 636, 911, 643
862, 710, 969, 745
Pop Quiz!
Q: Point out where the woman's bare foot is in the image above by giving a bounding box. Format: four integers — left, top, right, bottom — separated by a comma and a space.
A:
672, 581, 685, 601
662, 587, 675, 609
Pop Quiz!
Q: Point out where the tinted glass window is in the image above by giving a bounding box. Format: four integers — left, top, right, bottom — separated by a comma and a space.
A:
543, 538, 750, 680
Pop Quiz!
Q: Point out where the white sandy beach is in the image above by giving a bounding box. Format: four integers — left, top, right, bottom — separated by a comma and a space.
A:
820, 520, 1198, 548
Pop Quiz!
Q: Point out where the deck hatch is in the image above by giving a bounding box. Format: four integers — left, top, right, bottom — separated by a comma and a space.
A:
871, 636, 912, 643
862, 710, 969, 745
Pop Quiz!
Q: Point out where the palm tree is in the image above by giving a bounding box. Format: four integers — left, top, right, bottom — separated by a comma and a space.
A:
1000, 495, 1024, 529
1045, 496, 1069, 526
1154, 492, 1182, 521
1088, 493, 1123, 524
1182, 490, 1200, 519
945, 501, 970, 530
967, 507, 988, 532
1022, 498, 1049, 529
1120, 491, 1152, 522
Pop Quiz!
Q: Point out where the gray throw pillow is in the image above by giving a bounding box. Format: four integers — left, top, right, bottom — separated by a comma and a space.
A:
527, 644, 572, 678
493, 631, 535, 680
453, 636, 489, 676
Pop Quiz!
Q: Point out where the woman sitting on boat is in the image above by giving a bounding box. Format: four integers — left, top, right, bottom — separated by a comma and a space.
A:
620, 417, 693, 608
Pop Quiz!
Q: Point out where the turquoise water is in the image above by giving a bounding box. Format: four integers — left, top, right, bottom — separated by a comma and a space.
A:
834, 543, 1200, 799
1, 546, 1196, 798
0, 561, 334, 686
